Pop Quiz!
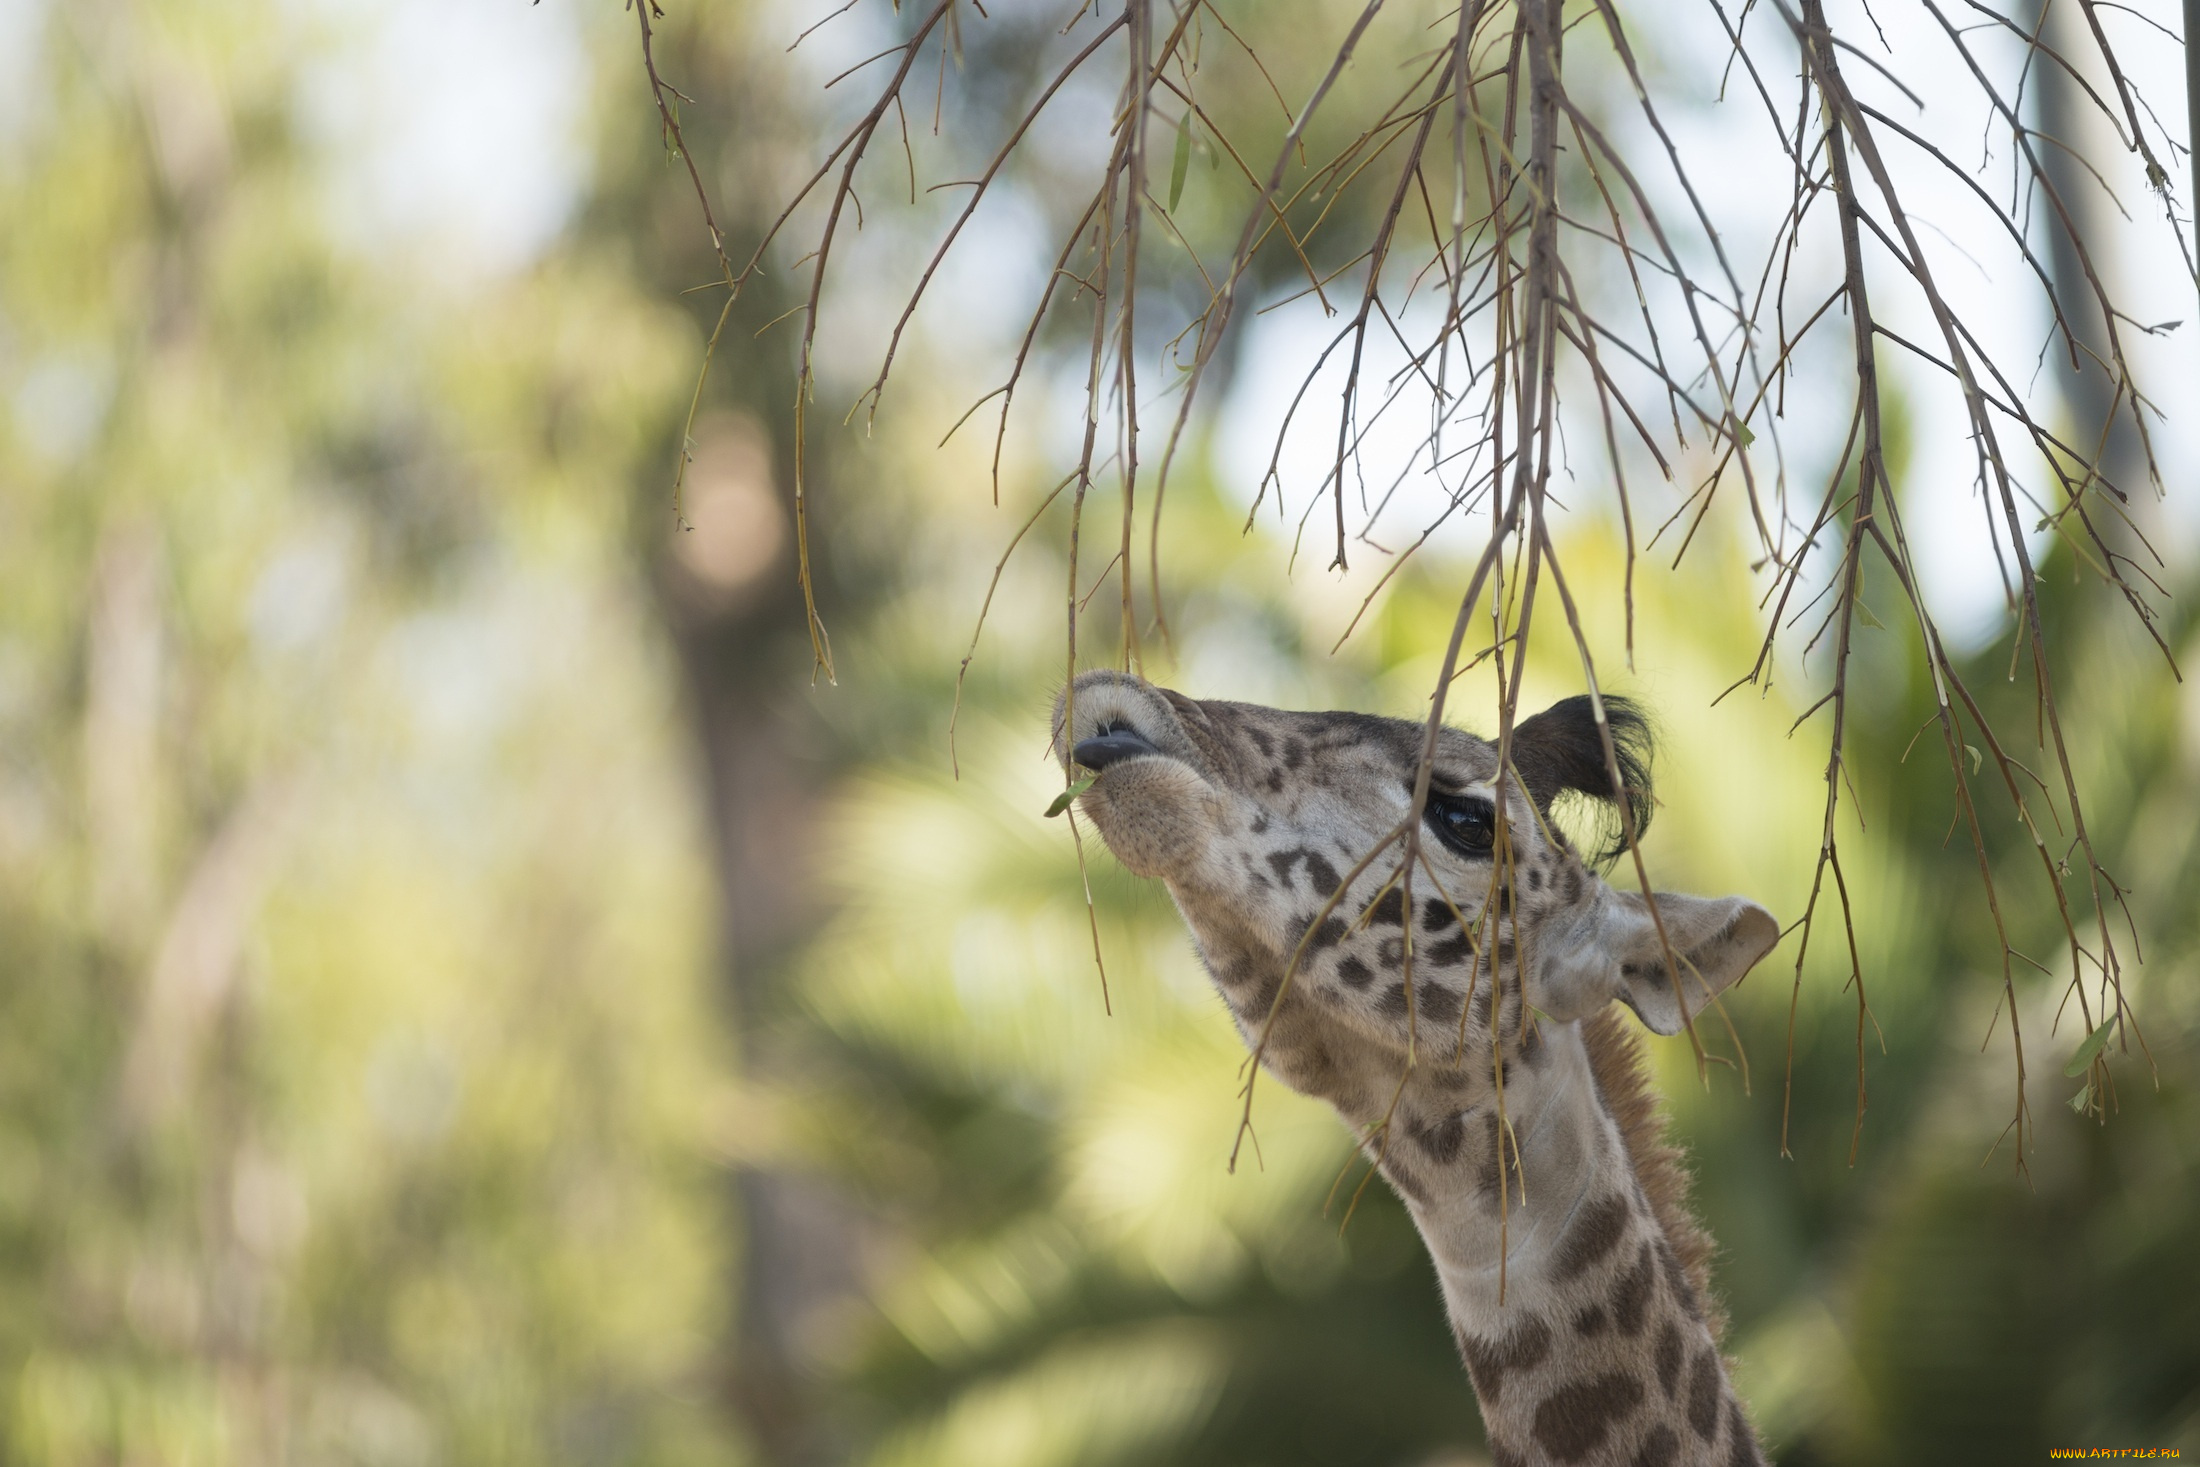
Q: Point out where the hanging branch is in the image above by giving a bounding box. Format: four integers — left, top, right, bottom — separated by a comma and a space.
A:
637, 0, 2194, 1162
631, 0, 737, 532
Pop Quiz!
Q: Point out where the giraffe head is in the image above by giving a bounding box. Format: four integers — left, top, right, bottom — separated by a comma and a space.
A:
1051, 671, 1778, 1054
1054, 671, 1778, 1462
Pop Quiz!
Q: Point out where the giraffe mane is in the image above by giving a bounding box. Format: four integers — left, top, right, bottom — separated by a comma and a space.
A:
1579, 1006, 1727, 1344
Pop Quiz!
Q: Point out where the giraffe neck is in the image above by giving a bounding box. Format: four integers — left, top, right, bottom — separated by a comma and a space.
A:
1369, 1021, 1764, 1466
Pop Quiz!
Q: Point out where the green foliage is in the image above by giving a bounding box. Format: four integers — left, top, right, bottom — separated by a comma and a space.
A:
762, 366, 2200, 1460
6, 4, 2198, 1466
0, 4, 738, 1463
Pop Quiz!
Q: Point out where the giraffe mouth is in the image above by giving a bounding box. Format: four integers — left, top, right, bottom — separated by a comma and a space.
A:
1072, 721, 1164, 770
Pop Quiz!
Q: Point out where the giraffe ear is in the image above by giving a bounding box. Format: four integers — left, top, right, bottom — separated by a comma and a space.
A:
1604, 892, 1781, 1036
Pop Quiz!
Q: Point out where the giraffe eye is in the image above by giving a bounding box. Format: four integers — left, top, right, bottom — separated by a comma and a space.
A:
1426, 792, 1497, 857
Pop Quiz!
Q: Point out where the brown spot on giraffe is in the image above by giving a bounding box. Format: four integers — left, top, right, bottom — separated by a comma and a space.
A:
1415, 980, 1462, 1025
1461, 1315, 1554, 1406
1630, 1423, 1681, 1467
1365, 888, 1406, 926
1291, 913, 1347, 952
1426, 929, 1476, 966
1380, 978, 1462, 1026
1552, 1194, 1631, 1283
1303, 852, 1342, 896
1612, 1241, 1657, 1335
1686, 1349, 1722, 1440
1726, 1397, 1764, 1466
1654, 1320, 1686, 1399
1407, 1109, 1469, 1165
1531, 1371, 1645, 1461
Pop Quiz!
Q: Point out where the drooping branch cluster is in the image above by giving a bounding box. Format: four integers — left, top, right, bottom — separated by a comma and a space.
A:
642, 0, 2194, 1166
1737, 0, 2181, 1164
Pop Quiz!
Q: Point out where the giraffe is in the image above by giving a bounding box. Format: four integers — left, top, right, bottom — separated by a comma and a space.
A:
1051, 670, 1781, 1467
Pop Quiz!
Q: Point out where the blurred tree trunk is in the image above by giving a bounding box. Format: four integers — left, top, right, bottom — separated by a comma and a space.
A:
2037, 0, 2143, 493
665, 554, 861, 1467
622, 15, 875, 1465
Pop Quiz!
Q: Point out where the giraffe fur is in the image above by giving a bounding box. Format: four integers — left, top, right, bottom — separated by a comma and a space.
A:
1051, 671, 1779, 1466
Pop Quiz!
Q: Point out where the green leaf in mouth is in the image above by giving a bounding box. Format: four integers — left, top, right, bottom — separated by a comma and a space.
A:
1045, 772, 1099, 818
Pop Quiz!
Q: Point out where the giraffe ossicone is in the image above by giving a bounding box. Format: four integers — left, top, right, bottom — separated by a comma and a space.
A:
1052, 670, 1779, 1467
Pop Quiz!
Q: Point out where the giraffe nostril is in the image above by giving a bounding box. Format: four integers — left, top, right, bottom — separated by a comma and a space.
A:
1074, 724, 1162, 770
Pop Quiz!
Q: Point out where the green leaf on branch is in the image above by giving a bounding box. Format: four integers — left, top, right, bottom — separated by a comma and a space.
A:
1045, 773, 1098, 818
1169, 112, 1192, 212
2063, 1015, 2117, 1078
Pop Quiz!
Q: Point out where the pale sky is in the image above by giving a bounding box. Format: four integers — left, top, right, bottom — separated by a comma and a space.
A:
86, 0, 2189, 653
292, 0, 592, 287
1215, 0, 2199, 653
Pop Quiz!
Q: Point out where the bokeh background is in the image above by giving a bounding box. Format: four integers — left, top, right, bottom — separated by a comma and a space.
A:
3, 1, 2198, 1465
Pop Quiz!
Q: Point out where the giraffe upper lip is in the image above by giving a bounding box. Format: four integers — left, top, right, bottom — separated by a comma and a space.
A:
1072, 727, 1164, 770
